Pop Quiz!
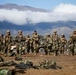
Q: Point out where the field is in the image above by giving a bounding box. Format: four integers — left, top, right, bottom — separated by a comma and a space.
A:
0, 53, 76, 75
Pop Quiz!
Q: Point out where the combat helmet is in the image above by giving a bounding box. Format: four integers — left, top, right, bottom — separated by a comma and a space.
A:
53, 30, 57, 33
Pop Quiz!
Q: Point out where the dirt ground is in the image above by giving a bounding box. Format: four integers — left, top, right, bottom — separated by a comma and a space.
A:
0, 53, 76, 75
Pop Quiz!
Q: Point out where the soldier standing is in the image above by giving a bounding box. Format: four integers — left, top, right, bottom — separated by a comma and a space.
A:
46, 34, 53, 55
32, 31, 39, 54
25, 34, 30, 53
15, 30, 24, 55
3, 30, 12, 55
25, 34, 34, 53
29, 39, 34, 53
73, 30, 76, 54
52, 30, 60, 56
60, 34, 67, 55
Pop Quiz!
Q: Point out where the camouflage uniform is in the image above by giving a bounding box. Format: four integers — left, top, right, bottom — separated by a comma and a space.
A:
46, 34, 53, 55
68, 34, 74, 56
3, 30, 12, 55
29, 39, 34, 53
60, 34, 67, 55
15, 30, 25, 55
25, 34, 31, 53
32, 31, 39, 54
52, 30, 60, 56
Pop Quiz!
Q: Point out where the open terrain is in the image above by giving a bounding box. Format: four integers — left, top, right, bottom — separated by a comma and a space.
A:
0, 53, 76, 75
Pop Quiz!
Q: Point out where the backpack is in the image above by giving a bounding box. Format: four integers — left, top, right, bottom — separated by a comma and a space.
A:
0, 62, 4, 67
0, 68, 15, 75
4, 61, 17, 66
15, 55, 22, 61
15, 60, 33, 69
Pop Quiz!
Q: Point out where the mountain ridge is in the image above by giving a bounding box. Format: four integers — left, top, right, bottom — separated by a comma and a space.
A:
0, 21, 76, 30
0, 3, 48, 12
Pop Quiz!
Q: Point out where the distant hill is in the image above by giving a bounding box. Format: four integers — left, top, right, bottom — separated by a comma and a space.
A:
0, 4, 47, 12
0, 21, 75, 30
0, 21, 76, 39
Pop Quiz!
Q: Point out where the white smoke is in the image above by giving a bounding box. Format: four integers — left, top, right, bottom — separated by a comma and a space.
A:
0, 4, 76, 25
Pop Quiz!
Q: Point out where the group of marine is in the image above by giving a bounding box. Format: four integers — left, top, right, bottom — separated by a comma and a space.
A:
0, 30, 76, 56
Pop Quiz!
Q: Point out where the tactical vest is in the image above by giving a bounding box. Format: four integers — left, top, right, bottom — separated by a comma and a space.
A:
60, 37, 66, 44
15, 35, 24, 42
4, 35, 12, 43
52, 34, 59, 42
33, 34, 39, 41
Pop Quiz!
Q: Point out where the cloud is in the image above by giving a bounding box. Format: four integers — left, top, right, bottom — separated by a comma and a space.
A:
0, 3, 76, 25
53, 3, 76, 13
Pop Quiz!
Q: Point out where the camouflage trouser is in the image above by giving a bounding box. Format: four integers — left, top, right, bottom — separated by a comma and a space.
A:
25, 45, 34, 53
33, 44, 38, 54
74, 43, 76, 54
5, 45, 10, 56
52, 43, 59, 56
16, 43, 22, 55
3, 43, 9, 54
68, 44, 74, 56
4, 45, 8, 55
59, 44, 65, 54
46, 44, 52, 55
19, 45, 22, 55
24, 46, 28, 53
29, 45, 34, 53
0, 45, 3, 53
2, 45, 11, 56
69, 49, 74, 56
2, 45, 5, 54
54, 49, 58, 56
26, 45, 30, 53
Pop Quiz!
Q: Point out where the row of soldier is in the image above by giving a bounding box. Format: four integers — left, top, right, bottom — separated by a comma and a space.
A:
0, 30, 76, 56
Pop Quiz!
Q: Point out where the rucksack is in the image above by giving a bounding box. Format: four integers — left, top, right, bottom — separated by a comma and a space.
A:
4, 61, 17, 66
15, 60, 33, 69
0, 68, 15, 75
15, 63, 29, 69
20, 60, 33, 68
0, 62, 4, 67
15, 55, 22, 61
